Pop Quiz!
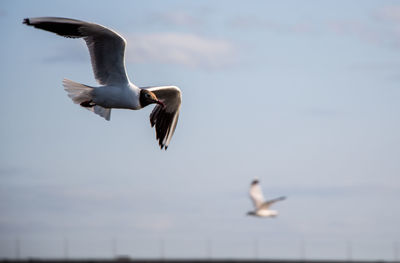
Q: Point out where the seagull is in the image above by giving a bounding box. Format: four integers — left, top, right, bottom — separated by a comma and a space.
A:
23, 17, 181, 150
247, 178, 286, 217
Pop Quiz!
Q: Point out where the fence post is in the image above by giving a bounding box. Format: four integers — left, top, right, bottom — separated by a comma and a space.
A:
206, 239, 212, 259
346, 240, 352, 261
63, 237, 69, 259
15, 238, 20, 260
112, 238, 117, 258
300, 239, 306, 260
394, 241, 399, 261
159, 238, 165, 259
254, 238, 259, 259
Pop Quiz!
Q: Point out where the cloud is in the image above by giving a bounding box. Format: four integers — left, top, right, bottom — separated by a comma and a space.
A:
326, 20, 387, 46
324, 6, 400, 48
372, 5, 400, 47
146, 11, 202, 27
316, 7, 400, 48
229, 15, 318, 34
229, 15, 385, 45
125, 32, 237, 69
228, 9, 400, 49
42, 32, 237, 70
375, 5, 400, 22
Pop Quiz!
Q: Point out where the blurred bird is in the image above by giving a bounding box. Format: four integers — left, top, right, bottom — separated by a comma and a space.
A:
23, 17, 181, 150
247, 178, 286, 217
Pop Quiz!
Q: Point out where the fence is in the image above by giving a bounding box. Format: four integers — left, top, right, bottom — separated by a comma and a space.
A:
0, 238, 398, 261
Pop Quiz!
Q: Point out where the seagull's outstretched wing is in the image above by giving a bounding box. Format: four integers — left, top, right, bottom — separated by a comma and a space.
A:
23, 17, 129, 86
249, 179, 265, 209
146, 86, 181, 150
260, 196, 286, 210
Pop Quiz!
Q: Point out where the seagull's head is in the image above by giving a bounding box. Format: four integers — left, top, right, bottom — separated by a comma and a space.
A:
140, 89, 165, 108
246, 211, 256, 216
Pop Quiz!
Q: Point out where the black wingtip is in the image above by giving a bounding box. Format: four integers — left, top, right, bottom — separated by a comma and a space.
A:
274, 196, 287, 202
159, 144, 168, 150
23, 18, 30, 25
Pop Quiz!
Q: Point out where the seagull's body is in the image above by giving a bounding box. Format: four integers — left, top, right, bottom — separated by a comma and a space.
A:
23, 17, 181, 150
91, 84, 140, 110
247, 179, 286, 218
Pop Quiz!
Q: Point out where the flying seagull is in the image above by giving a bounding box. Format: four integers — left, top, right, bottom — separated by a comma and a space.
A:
247, 178, 286, 217
23, 17, 181, 150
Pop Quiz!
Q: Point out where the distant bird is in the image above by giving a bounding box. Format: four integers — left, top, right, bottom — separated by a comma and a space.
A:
23, 17, 181, 150
247, 178, 286, 217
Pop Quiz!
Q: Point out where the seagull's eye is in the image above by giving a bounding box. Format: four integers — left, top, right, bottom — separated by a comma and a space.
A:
145, 93, 151, 98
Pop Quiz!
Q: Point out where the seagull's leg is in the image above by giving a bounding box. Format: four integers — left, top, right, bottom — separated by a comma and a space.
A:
80, 100, 96, 107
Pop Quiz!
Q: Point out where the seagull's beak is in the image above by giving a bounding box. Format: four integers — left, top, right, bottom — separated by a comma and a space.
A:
156, 100, 165, 108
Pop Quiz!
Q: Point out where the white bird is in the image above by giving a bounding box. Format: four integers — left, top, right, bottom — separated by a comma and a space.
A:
23, 17, 181, 150
247, 178, 286, 217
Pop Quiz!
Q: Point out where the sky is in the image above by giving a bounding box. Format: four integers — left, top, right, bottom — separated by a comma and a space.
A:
1, 0, 400, 260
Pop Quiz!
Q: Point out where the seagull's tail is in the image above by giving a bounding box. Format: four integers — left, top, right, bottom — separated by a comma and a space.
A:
62, 78, 111, 121
63, 78, 93, 104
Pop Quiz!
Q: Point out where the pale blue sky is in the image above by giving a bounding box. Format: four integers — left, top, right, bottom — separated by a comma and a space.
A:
1, 0, 400, 260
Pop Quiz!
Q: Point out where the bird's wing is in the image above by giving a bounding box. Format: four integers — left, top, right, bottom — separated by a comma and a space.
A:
249, 179, 265, 209
23, 17, 129, 86
146, 86, 182, 150
260, 196, 286, 209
